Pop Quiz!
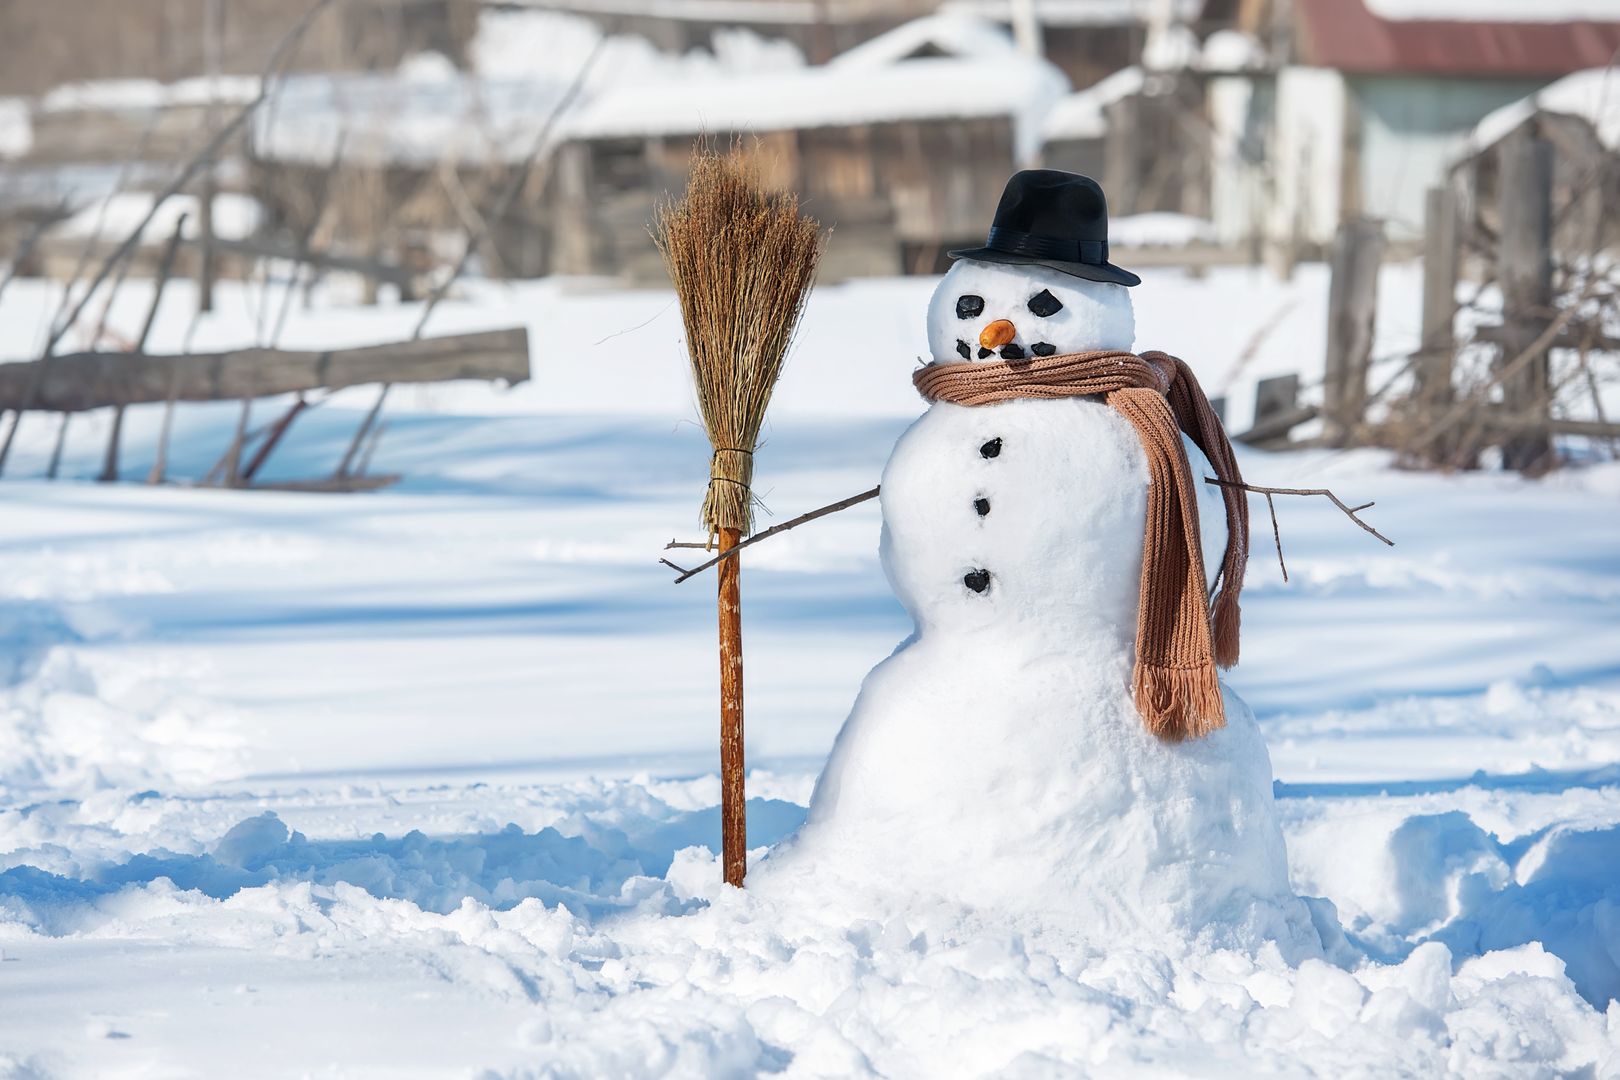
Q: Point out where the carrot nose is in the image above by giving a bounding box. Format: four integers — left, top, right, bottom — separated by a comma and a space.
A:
979, 319, 1016, 350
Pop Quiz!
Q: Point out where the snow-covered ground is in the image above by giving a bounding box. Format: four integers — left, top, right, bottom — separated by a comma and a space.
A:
0, 269, 1617, 1076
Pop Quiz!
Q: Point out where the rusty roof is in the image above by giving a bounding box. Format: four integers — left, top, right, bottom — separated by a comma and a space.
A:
1294, 0, 1620, 78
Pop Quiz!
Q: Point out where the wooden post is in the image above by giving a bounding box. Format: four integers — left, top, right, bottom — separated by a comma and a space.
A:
102, 214, 187, 484
147, 372, 179, 485
1497, 131, 1554, 473
197, 0, 224, 314
1417, 186, 1459, 409
1103, 95, 1141, 217
716, 526, 747, 887
46, 414, 69, 479
1322, 217, 1384, 446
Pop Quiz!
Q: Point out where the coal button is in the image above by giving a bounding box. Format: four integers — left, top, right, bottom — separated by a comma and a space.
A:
980, 437, 1002, 459
963, 569, 991, 594
973, 497, 990, 517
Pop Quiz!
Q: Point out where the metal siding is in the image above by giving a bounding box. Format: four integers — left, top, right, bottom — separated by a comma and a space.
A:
1296, 0, 1620, 78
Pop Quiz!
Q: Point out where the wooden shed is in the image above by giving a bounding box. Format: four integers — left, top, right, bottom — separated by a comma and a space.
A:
547, 14, 1069, 280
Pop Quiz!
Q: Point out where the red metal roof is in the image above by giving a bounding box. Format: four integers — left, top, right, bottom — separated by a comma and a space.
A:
1294, 0, 1620, 78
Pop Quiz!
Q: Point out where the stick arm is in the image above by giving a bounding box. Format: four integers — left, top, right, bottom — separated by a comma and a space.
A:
663, 486, 881, 583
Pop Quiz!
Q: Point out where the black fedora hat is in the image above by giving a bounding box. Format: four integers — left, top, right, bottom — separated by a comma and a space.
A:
948, 170, 1140, 287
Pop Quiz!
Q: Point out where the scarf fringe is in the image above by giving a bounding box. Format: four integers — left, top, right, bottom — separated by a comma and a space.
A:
1133, 662, 1226, 742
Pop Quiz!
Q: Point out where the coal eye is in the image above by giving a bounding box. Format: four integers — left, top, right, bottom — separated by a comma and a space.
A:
1027, 289, 1062, 317
956, 295, 984, 319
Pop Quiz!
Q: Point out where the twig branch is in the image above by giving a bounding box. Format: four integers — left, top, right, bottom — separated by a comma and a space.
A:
1203, 477, 1394, 548
664, 486, 881, 583
1263, 492, 1286, 582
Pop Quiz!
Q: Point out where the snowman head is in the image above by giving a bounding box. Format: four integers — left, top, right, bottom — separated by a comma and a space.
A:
925, 258, 1135, 366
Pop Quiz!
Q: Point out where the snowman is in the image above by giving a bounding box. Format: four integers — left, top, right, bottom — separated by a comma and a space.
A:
760, 172, 1319, 955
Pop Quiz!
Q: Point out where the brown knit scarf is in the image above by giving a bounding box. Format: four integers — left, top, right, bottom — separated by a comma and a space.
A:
913, 349, 1248, 741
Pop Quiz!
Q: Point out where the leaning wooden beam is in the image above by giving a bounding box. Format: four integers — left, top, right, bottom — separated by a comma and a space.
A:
0, 327, 529, 414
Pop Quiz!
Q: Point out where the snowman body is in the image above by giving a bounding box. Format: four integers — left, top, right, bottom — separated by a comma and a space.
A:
760, 261, 1316, 953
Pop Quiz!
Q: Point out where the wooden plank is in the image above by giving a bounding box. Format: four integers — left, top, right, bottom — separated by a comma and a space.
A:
1479, 414, 1620, 439
1496, 131, 1555, 472
1236, 404, 1319, 446
1253, 373, 1300, 426
1416, 185, 1459, 406
1322, 218, 1384, 446
0, 328, 529, 414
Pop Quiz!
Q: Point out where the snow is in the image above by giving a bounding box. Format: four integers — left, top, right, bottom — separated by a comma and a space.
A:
38, 75, 261, 113
1142, 22, 1201, 72
0, 97, 32, 160
49, 191, 263, 246
1201, 28, 1267, 73
1365, 0, 1620, 21
0, 264, 1617, 1073
561, 57, 1069, 163
1467, 67, 1620, 158
1041, 65, 1143, 142
1110, 211, 1217, 247
941, 0, 1201, 28
829, 13, 1017, 68
924, 259, 1136, 361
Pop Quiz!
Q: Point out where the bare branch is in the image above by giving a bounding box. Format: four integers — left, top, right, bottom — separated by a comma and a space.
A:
665, 486, 881, 583
1264, 492, 1287, 582
1203, 477, 1394, 547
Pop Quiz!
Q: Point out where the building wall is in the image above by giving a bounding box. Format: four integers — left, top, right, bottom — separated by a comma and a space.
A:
1268, 65, 1345, 248
1207, 73, 1273, 247
0, 0, 473, 96
547, 117, 1019, 283
1348, 74, 1549, 239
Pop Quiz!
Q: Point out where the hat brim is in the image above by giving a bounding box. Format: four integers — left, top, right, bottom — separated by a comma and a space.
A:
946, 246, 1141, 288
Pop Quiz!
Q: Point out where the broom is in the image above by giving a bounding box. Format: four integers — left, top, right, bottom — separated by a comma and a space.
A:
653, 144, 822, 887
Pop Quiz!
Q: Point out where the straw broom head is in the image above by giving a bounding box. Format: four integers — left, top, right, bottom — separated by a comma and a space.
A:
653, 143, 823, 542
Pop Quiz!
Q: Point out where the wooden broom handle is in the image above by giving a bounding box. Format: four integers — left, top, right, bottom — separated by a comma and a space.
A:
716, 525, 747, 887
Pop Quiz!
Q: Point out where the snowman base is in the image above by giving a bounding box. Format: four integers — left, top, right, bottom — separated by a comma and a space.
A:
756, 646, 1320, 959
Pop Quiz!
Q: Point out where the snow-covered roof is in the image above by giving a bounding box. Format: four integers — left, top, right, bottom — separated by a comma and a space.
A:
251, 68, 579, 167
1364, 0, 1620, 20
940, 0, 1197, 28
829, 13, 1018, 69
39, 75, 261, 113
562, 56, 1069, 161
1465, 68, 1620, 156
1041, 66, 1143, 142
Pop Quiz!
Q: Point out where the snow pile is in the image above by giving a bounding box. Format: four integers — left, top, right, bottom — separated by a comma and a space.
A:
50, 192, 262, 246
0, 648, 245, 800
1467, 68, 1620, 157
